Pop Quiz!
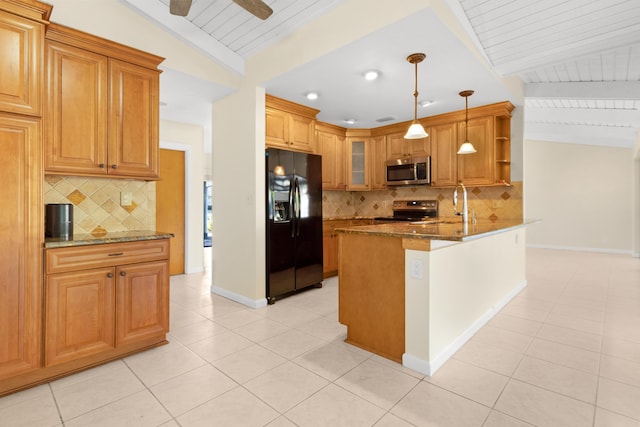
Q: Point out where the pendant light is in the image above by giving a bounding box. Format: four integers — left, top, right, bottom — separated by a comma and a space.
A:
457, 90, 477, 154
404, 53, 429, 139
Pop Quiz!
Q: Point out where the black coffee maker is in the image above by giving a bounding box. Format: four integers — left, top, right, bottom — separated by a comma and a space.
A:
45, 203, 74, 239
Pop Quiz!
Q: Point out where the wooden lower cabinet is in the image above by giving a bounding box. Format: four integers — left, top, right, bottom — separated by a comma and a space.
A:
323, 219, 372, 277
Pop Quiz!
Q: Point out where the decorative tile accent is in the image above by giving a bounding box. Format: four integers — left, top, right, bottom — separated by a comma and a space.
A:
472, 187, 482, 195
501, 192, 511, 200
67, 190, 87, 205
91, 225, 107, 237
45, 176, 155, 235
489, 214, 498, 222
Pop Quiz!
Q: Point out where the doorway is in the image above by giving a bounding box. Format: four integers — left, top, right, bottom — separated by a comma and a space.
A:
157, 148, 186, 275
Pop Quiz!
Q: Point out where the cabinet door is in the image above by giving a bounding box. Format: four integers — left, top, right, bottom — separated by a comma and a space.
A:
458, 116, 494, 186
385, 132, 408, 160
44, 268, 115, 367
0, 116, 42, 379
370, 135, 387, 189
108, 59, 159, 179
0, 10, 42, 116
430, 122, 458, 187
323, 233, 338, 278
265, 107, 289, 149
347, 139, 369, 190
288, 113, 315, 153
408, 132, 430, 157
45, 40, 108, 175
116, 261, 169, 347
318, 129, 346, 190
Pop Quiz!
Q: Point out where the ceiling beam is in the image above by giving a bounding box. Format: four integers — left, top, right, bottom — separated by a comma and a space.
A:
525, 122, 637, 148
526, 107, 640, 125
525, 82, 640, 99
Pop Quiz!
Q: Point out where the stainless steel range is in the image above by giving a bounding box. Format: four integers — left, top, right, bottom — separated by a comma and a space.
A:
375, 200, 438, 222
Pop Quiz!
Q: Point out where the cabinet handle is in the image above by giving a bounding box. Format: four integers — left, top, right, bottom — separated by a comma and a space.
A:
111, 164, 118, 169
107, 272, 113, 278
120, 271, 126, 276
108, 252, 124, 257
99, 163, 105, 168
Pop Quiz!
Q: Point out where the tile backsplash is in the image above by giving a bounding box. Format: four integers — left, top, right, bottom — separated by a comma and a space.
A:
323, 181, 523, 221
44, 176, 156, 236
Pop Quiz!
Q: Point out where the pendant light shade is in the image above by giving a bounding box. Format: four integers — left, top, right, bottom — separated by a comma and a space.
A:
457, 90, 476, 154
404, 53, 428, 140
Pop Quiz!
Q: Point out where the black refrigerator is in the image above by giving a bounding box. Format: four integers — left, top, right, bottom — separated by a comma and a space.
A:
266, 148, 323, 303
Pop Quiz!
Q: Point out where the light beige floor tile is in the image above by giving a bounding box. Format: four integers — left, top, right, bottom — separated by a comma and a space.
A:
294, 341, 370, 381
169, 303, 209, 329
594, 408, 640, 427
453, 338, 523, 376
211, 308, 265, 329
551, 302, 606, 322
597, 377, 640, 420
124, 341, 207, 386
472, 325, 533, 353
482, 410, 535, 426
64, 390, 171, 427
285, 383, 386, 427
429, 358, 509, 407
602, 336, 640, 363
244, 362, 329, 412
53, 361, 145, 421
391, 382, 490, 427
49, 359, 125, 391
296, 315, 347, 342
488, 313, 542, 337
212, 343, 287, 383
495, 380, 595, 427
512, 356, 598, 403
233, 317, 292, 342
261, 329, 325, 359
500, 302, 550, 323
265, 416, 298, 427
335, 359, 420, 410
167, 318, 228, 345
368, 355, 426, 380
536, 323, 602, 352
604, 318, 640, 344
150, 364, 237, 417
600, 354, 640, 388
260, 303, 322, 325
544, 312, 604, 335
525, 338, 600, 374
0, 385, 60, 427
374, 413, 414, 426
187, 330, 253, 362
176, 386, 278, 427
159, 420, 180, 427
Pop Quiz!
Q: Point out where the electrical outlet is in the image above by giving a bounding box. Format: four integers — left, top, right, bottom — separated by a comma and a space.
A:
120, 192, 132, 207
492, 200, 504, 209
410, 259, 423, 279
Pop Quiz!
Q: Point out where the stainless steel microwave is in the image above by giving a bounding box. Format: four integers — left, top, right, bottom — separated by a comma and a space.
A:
385, 156, 431, 186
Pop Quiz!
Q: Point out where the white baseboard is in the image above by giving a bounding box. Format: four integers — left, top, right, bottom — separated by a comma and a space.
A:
403, 279, 527, 376
211, 286, 268, 309
527, 243, 633, 256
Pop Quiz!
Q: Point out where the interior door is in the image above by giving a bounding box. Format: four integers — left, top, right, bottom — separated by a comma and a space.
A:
156, 149, 185, 275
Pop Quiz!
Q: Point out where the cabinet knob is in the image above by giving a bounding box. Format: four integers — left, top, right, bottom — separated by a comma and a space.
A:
107, 272, 113, 278
120, 271, 126, 276
111, 164, 118, 169
99, 163, 105, 168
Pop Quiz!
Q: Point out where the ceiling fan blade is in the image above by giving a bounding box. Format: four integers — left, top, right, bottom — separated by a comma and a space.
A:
169, 0, 192, 16
232, 0, 273, 20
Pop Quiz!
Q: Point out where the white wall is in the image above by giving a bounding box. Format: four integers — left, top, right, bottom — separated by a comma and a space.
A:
524, 139, 634, 254
160, 120, 205, 274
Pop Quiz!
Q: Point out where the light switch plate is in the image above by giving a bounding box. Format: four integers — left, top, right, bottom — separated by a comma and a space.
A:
410, 259, 423, 279
120, 192, 132, 207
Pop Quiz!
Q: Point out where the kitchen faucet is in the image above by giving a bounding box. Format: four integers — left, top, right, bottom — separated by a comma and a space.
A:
453, 181, 475, 232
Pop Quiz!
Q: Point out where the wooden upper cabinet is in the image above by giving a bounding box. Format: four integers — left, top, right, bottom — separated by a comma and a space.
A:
45, 40, 108, 175
316, 123, 346, 190
0, 8, 47, 116
386, 131, 429, 160
0, 115, 42, 381
370, 135, 387, 190
44, 23, 163, 180
457, 116, 494, 186
108, 59, 159, 178
430, 122, 458, 187
265, 95, 318, 154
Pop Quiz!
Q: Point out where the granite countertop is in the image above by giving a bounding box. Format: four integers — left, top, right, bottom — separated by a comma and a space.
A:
44, 230, 174, 249
335, 218, 537, 242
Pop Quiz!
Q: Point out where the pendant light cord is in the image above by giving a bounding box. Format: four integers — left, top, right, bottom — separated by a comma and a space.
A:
413, 61, 419, 121
465, 94, 469, 141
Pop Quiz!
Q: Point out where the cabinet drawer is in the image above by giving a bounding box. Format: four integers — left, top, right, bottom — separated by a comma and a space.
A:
46, 239, 169, 274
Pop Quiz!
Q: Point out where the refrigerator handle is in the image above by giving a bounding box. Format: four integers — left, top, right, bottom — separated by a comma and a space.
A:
289, 177, 295, 238
294, 177, 301, 236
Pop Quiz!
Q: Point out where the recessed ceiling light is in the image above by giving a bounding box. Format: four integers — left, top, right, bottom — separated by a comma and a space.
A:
364, 70, 379, 81
306, 92, 319, 100
343, 119, 357, 124
419, 100, 433, 107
